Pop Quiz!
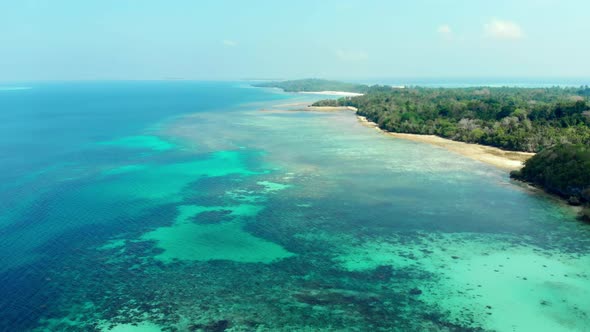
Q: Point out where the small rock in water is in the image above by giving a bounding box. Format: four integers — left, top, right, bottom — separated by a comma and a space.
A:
568, 196, 582, 206
451, 256, 460, 259
409, 288, 422, 296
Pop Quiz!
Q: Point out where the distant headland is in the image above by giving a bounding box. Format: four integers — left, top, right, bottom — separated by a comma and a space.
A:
252, 78, 370, 94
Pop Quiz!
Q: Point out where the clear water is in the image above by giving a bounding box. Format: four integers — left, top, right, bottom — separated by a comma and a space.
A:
0, 82, 589, 331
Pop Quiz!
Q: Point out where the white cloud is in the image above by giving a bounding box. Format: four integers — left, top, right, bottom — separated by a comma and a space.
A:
437, 24, 453, 39
484, 19, 524, 40
335, 49, 368, 61
436, 24, 453, 36
222, 40, 238, 47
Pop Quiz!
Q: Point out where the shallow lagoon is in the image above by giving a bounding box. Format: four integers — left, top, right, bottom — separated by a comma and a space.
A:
0, 82, 589, 331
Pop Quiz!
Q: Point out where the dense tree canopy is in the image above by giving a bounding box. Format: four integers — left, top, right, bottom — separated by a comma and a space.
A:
253, 79, 369, 93
510, 144, 590, 212
314, 86, 590, 152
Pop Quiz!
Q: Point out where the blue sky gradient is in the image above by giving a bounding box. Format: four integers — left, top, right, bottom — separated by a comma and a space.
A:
1, 0, 588, 80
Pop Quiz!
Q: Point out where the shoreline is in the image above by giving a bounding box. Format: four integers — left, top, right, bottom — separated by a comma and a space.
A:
260, 104, 358, 113
305, 106, 358, 112
298, 91, 364, 97
259, 94, 534, 172
356, 116, 535, 172
354, 114, 585, 216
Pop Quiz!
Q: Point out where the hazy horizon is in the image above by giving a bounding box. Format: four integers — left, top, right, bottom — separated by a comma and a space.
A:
2, 77, 588, 88
1, 0, 589, 81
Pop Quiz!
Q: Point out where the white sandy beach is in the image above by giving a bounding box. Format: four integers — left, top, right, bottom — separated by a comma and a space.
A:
357, 116, 534, 171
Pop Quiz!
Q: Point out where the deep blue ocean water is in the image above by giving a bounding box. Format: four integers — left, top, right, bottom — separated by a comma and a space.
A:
0, 81, 290, 330
0, 82, 589, 331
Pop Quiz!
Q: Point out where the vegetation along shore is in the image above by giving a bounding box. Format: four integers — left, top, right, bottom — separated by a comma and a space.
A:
257, 79, 590, 220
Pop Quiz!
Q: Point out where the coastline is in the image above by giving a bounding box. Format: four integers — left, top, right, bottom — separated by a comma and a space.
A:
354, 114, 584, 216
357, 115, 535, 171
298, 91, 364, 97
260, 96, 534, 172
306, 106, 358, 112
260, 102, 358, 113
255, 85, 535, 172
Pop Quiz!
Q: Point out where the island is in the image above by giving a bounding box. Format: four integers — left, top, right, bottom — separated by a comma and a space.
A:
254, 80, 590, 219
252, 78, 369, 94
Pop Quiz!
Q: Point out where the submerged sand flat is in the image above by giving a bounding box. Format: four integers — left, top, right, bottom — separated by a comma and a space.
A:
101, 321, 162, 332
386, 132, 534, 171
141, 204, 294, 263
334, 232, 590, 332
260, 101, 358, 113
97, 135, 176, 152
305, 106, 358, 112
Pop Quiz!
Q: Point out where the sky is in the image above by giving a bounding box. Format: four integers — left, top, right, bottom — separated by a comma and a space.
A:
1, 0, 589, 81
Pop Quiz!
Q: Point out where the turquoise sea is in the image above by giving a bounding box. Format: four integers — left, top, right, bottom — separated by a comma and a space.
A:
0, 82, 589, 331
